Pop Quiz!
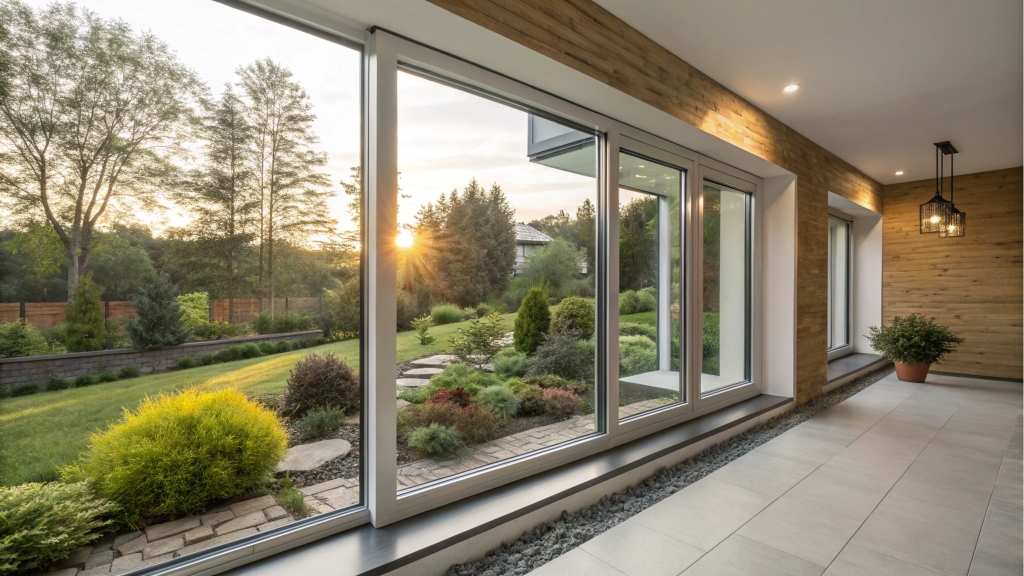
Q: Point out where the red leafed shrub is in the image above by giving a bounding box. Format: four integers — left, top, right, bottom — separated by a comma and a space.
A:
426, 387, 471, 407
543, 388, 581, 418
400, 402, 498, 444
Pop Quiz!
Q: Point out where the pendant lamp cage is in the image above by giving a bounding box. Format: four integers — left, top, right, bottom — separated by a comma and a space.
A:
919, 144, 952, 234
938, 144, 965, 238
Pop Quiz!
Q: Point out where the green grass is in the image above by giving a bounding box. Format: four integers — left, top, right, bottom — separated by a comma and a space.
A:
619, 311, 656, 326
0, 312, 515, 486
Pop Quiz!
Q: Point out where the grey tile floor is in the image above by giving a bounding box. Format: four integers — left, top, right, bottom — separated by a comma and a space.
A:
529, 373, 1023, 576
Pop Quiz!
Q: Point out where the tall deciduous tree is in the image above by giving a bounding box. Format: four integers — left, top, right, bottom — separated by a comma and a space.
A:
238, 59, 334, 318
178, 85, 258, 322
0, 1, 201, 295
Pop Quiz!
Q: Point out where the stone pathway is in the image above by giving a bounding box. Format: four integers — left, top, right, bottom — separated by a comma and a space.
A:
43, 495, 295, 576
397, 398, 668, 488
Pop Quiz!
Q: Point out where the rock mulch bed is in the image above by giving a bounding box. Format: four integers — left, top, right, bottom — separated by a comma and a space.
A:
447, 366, 895, 576
43, 495, 295, 576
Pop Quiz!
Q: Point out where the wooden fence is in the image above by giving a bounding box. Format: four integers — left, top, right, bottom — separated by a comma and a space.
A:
1, 296, 324, 330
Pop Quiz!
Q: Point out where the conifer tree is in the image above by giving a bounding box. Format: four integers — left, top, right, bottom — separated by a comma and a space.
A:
64, 274, 105, 352
514, 287, 551, 355
127, 275, 189, 350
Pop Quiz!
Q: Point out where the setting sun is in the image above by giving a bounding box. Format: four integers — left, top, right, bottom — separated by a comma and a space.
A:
396, 230, 414, 248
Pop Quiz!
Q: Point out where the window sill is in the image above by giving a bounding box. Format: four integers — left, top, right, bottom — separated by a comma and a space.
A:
221, 394, 790, 576
826, 352, 888, 389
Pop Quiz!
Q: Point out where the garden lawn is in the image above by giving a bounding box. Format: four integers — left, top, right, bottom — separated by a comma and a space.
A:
0, 312, 516, 486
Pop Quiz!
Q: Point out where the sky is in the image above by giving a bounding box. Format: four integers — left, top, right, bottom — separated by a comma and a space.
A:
24, 0, 597, 237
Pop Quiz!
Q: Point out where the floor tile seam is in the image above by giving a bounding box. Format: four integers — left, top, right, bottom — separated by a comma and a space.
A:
685, 533, 827, 575
575, 547, 629, 575
819, 403, 961, 576
964, 490, 1008, 575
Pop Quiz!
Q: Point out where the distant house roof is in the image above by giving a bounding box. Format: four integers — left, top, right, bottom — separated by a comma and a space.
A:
515, 223, 553, 245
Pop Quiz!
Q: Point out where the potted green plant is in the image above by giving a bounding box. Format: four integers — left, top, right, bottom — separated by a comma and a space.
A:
867, 314, 964, 382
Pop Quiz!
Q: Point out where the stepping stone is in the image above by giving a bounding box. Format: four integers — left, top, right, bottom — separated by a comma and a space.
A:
397, 399, 411, 409
397, 377, 431, 387
403, 367, 444, 377
411, 354, 457, 367
277, 439, 352, 472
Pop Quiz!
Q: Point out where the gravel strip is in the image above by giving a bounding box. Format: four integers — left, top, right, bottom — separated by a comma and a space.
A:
448, 366, 895, 576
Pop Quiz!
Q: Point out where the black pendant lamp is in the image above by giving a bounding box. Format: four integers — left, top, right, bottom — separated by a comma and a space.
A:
919, 144, 952, 233
937, 142, 965, 238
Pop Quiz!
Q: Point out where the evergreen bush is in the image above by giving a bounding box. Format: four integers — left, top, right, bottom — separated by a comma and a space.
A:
0, 481, 117, 575
619, 321, 657, 341
0, 321, 50, 358
550, 297, 595, 340
283, 353, 360, 416
619, 335, 657, 377
62, 388, 287, 528
477, 385, 520, 419
127, 275, 189, 350
407, 424, 465, 458
618, 290, 641, 315
296, 407, 347, 441
430, 303, 464, 325
636, 290, 657, 313
492, 348, 531, 379
8, 382, 40, 397
118, 365, 141, 379
46, 377, 72, 391
508, 381, 545, 416
513, 287, 550, 355
65, 275, 105, 352
74, 375, 98, 387
97, 371, 118, 383
527, 330, 594, 383
448, 311, 507, 367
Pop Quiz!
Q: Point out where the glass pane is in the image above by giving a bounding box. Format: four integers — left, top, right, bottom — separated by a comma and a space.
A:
0, 0, 362, 571
617, 152, 684, 419
701, 182, 751, 394
828, 217, 850, 350
395, 71, 599, 491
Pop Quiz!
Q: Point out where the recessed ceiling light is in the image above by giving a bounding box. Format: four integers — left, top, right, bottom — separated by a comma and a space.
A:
783, 84, 799, 93
895, 170, 904, 176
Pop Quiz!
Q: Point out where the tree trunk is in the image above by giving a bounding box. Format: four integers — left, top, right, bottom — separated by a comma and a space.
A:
268, 225, 275, 320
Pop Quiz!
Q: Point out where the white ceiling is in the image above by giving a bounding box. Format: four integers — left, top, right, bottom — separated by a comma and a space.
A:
593, 0, 1023, 185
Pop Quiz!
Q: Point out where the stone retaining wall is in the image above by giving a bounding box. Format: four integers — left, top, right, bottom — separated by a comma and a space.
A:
0, 331, 321, 390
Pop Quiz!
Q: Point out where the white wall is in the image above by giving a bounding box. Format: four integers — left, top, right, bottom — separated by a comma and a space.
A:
761, 176, 797, 398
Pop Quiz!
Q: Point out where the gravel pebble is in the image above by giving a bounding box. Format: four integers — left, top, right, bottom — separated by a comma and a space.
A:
447, 367, 894, 576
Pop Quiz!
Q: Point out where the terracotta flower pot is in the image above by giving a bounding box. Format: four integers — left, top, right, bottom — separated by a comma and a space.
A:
894, 361, 930, 383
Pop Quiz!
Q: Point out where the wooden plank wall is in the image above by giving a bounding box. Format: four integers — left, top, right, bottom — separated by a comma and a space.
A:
426, 0, 883, 403
882, 168, 1023, 379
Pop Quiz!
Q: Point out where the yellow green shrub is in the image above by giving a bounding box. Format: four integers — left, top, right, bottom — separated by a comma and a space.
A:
0, 481, 117, 576
63, 388, 287, 528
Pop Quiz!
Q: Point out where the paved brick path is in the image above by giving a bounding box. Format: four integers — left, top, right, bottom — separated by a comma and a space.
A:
44, 399, 668, 575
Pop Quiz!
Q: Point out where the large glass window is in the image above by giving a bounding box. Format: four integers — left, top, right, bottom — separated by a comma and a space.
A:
701, 181, 752, 395
617, 151, 684, 418
394, 70, 599, 491
828, 215, 852, 354
0, 1, 362, 572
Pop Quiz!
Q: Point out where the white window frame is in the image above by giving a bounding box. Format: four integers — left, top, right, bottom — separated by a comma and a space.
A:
827, 211, 854, 360
143, 5, 769, 573
693, 162, 763, 413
